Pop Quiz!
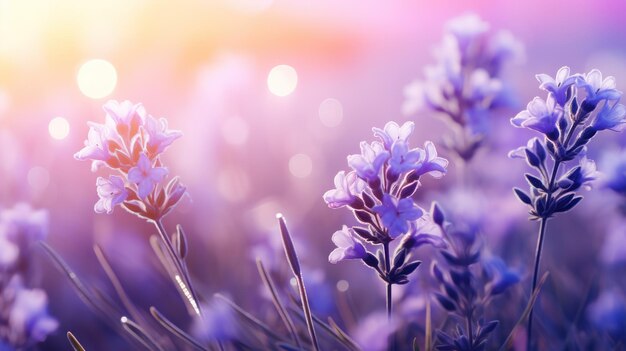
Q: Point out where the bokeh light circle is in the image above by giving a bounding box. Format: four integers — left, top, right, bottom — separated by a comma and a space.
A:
288, 153, 312, 178
48, 117, 70, 140
77, 59, 118, 99
319, 98, 343, 127
267, 65, 298, 97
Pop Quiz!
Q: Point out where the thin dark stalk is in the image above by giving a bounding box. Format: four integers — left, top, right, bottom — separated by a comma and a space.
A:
214, 294, 284, 341
150, 307, 209, 351
256, 259, 301, 348
384, 242, 392, 319
527, 159, 560, 350
153, 219, 201, 316
466, 312, 473, 347
295, 274, 320, 351
67, 332, 86, 351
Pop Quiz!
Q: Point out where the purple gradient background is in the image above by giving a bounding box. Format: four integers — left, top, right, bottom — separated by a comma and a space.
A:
1, 0, 626, 349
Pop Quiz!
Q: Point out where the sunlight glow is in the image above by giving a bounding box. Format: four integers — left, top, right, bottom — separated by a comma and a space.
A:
267, 65, 298, 97
77, 59, 118, 99
48, 117, 70, 140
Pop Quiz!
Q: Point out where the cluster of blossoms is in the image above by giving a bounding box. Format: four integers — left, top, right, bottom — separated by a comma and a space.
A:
510, 66, 623, 221
323, 121, 448, 313
74, 100, 186, 221
0, 204, 58, 349
403, 13, 523, 161
510, 66, 624, 348
427, 203, 519, 351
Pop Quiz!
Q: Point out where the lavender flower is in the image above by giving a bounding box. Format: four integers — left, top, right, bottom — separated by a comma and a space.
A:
324, 120, 448, 318
75, 100, 186, 221
510, 67, 624, 349
0, 205, 57, 348
428, 202, 519, 351
404, 14, 522, 161
328, 226, 367, 264
127, 153, 168, 199
94, 176, 129, 214
373, 195, 423, 239
322, 171, 365, 209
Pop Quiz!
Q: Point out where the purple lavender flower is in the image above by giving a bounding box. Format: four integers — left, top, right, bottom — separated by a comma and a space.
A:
372, 121, 415, 150
578, 69, 622, 109
404, 14, 521, 162
388, 141, 424, 177
323, 171, 365, 209
94, 175, 129, 214
8, 286, 59, 343
373, 195, 423, 239
347, 141, 389, 182
587, 289, 626, 338
536, 66, 579, 106
599, 148, 626, 195
400, 214, 445, 250
191, 298, 238, 342
416, 141, 449, 178
328, 226, 367, 264
0, 230, 18, 267
591, 102, 626, 131
352, 311, 399, 351
0, 203, 49, 242
510, 96, 561, 139
127, 153, 168, 199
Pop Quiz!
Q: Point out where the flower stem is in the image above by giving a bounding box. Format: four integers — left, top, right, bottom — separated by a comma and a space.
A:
384, 242, 392, 319
527, 159, 560, 350
153, 219, 201, 316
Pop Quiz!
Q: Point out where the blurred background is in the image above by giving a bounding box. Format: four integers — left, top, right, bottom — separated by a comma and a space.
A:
1, 0, 626, 349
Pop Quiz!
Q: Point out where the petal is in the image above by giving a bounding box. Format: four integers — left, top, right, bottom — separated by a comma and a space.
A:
331, 228, 354, 248
149, 167, 169, 182
556, 66, 570, 84
328, 248, 345, 264
137, 180, 153, 199
127, 167, 143, 183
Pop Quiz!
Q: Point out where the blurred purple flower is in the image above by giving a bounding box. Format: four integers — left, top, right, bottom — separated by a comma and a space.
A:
536, 66, 579, 106
191, 298, 238, 342
591, 102, 626, 131
373, 195, 423, 239
0, 203, 49, 242
352, 311, 399, 351
127, 153, 168, 199
328, 226, 367, 264
510, 96, 561, 138
484, 257, 521, 295
446, 13, 489, 49
400, 214, 445, 250
587, 289, 626, 337
0, 231, 18, 267
347, 141, 389, 182
94, 175, 129, 214
323, 171, 365, 209
599, 148, 626, 196
373, 121, 415, 150
8, 286, 59, 343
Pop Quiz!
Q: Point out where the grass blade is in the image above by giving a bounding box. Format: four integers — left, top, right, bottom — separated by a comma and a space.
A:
214, 293, 284, 341
498, 271, 550, 351
150, 306, 209, 351
256, 259, 301, 347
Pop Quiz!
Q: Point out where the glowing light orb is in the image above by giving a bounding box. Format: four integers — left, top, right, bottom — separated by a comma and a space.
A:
288, 153, 312, 178
77, 59, 117, 99
319, 98, 343, 127
48, 117, 70, 140
267, 65, 298, 97
336, 280, 349, 292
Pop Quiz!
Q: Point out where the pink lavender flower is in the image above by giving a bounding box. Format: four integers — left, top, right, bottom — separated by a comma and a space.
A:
328, 226, 367, 264
373, 195, 423, 239
347, 141, 389, 182
94, 176, 129, 214
103, 100, 145, 139
323, 171, 365, 209
73, 122, 115, 171
143, 115, 183, 156
128, 153, 168, 199
535, 66, 579, 106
